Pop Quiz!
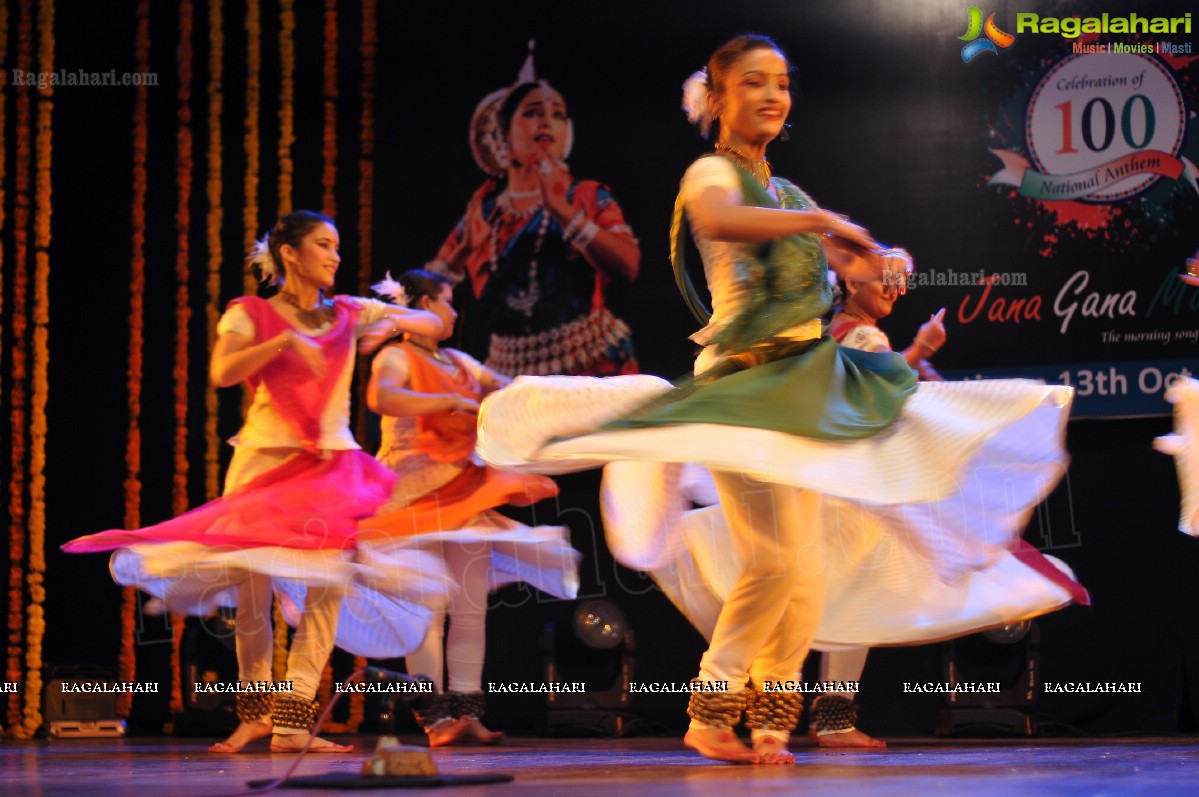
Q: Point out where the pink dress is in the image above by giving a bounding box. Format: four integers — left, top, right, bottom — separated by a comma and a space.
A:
63, 296, 451, 658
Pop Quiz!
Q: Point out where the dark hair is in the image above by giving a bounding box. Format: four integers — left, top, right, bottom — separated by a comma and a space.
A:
706, 34, 789, 93
250, 209, 337, 286
400, 268, 452, 307
496, 81, 565, 136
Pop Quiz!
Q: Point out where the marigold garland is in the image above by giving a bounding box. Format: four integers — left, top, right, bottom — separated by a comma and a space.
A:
321, 0, 336, 216
169, 0, 195, 718
120, 0, 152, 721
204, 0, 223, 501
353, 0, 376, 445
0, 0, 9, 410
242, 0, 260, 296
277, 0, 294, 216
7, 0, 33, 735
21, 0, 54, 740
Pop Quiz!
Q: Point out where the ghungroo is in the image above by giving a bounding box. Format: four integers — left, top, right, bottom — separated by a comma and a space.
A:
744, 687, 802, 732
271, 696, 319, 731
411, 693, 455, 730
235, 691, 274, 723
452, 691, 487, 719
686, 687, 747, 728
810, 694, 858, 734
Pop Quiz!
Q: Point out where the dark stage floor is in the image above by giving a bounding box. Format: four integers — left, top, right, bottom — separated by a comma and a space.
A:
4, 735, 1199, 796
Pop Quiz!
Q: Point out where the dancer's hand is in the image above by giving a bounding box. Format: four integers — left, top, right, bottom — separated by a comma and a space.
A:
449, 395, 481, 416
914, 308, 947, 355
531, 153, 575, 222
287, 332, 326, 378
357, 318, 402, 355
819, 211, 877, 252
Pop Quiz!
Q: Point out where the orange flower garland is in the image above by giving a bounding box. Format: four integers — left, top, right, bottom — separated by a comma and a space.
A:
277, 0, 294, 216
120, 0, 152, 721
204, 0, 223, 501
21, 0, 54, 740
7, 0, 33, 735
321, 0, 336, 216
242, 0, 260, 296
353, 0, 376, 445
0, 0, 8, 408
169, 0, 195, 718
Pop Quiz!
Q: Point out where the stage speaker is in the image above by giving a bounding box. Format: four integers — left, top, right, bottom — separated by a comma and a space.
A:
935, 620, 1040, 736
43, 665, 125, 738
541, 600, 638, 736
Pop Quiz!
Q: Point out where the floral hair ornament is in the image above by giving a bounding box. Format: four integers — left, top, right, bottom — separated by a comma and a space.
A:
469, 40, 574, 177
246, 233, 279, 286
682, 68, 713, 138
371, 271, 411, 307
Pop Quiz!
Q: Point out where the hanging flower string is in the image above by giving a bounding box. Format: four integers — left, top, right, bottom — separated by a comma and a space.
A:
321, 0, 336, 216
204, 0, 223, 501
169, 0, 195, 718
6, 0, 33, 736
352, 0, 375, 446
242, 0, 260, 297
0, 0, 9, 409
277, 0, 294, 216
118, 0, 152, 721
21, 0, 54, 740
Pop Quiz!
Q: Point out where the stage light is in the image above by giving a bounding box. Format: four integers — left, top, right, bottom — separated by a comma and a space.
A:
542, 599, 638, 736
935, 621, 1040, 737
983, 620, 1031, 645
573, 600, 628, 650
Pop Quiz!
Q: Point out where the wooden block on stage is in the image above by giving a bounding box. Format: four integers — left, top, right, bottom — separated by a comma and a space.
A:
361, 735, 439, 777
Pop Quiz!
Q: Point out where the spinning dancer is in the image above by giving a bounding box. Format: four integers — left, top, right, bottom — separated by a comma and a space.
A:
65, 211, 451, 754
473, 35, 1078, 765
362, 269, 580, 746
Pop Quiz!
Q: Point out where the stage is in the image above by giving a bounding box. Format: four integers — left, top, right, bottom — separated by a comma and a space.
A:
5, 735, 1199, 796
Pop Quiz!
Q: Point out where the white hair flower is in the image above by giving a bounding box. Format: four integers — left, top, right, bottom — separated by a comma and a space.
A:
681, 69, 713, 138
371, 271, 411, 307
246, 234, 278, 285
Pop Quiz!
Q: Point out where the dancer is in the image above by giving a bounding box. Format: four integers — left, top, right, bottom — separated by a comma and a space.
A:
361, 269, 581, 746
1154, 248, 1199, 534
474, 34, 1076, 766
427, 43, 640, 377
814, 249, 940, 748
64, 210, 450, 754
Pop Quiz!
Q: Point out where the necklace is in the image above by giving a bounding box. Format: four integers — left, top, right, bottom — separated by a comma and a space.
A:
277, 290, 334, 328
839, 309, 875, 326
406, 339, 455, 366
504, 186, 541, 201
489, 197, 551, 318
715, 142, 772, 189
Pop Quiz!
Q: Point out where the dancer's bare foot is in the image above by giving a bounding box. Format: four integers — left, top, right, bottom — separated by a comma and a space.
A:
209, 717, 273, 753
751, 734, 795, 765
269, 732, 354, 754
425, 717, 471, 747
683, 727, 759, 764
462, 717, 504, 744
817, 728, 886, 748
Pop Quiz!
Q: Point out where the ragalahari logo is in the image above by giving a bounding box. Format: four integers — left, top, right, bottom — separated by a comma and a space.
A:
959, 8, 1016, 63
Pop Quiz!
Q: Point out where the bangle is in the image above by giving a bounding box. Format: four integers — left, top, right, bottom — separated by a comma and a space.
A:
275, 331, 292, 354
449, 394, 461, 414
569, 220, 600, 250
562, 210, 586, 242
915, 339, 937, 354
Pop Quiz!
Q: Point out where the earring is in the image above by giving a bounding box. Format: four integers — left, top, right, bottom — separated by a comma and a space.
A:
779, 123, 791, 142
